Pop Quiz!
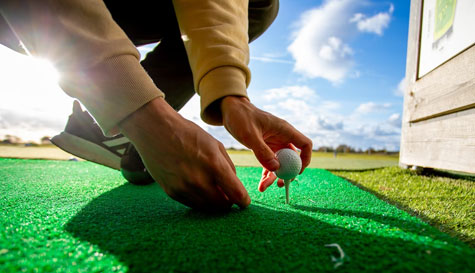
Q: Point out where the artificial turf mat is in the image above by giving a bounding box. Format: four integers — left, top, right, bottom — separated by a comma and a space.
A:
0, 158, 473, 272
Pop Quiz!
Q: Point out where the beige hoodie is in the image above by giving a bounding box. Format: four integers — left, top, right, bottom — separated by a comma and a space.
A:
1, 0, 250, 135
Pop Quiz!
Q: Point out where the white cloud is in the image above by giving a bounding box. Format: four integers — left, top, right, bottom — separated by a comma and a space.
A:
0, 111, 65, 142
318, 36, 353, 62
388, 113, 402, 127
287, 0, 358, 84
355, 102, 392, 114
137, 43, 158, 61
320, 101, 342, 111
169, 88, 401, 151
250, 56, 293, 64
350, 4, 394, 35
262, 85, 317, 101
256, 85, 401, 150
177, 95, 246, 149
261, 87, 344, 134
177, 95, 210, 130
394, 76, 407, 96
288, 1, 394, 84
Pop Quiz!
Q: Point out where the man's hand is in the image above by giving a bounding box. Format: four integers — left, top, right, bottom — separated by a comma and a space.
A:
221, 96, 312, 192
258, 144, 299, 192
119, 97, 250, 210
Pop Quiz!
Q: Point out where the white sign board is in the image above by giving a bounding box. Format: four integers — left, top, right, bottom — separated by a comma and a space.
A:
418, 0, 475, 78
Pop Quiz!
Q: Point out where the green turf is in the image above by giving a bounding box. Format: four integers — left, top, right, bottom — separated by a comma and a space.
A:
333, 167, 475, 247
0, 158, 474, 272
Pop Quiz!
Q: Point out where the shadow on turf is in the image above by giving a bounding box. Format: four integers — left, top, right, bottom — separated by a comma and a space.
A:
65, 183, 473, 273
337, 176, 474, 248
290, 205, 436, 235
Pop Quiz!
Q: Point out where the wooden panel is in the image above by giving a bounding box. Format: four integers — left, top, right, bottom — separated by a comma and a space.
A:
401, 0, 475, 174
403, 0, 475, 123
403, 0, 421, 100
400, 108, 475, 173
407, 46, 475, 122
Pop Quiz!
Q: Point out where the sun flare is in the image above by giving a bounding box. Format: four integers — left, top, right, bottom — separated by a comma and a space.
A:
0, 45, 74, 142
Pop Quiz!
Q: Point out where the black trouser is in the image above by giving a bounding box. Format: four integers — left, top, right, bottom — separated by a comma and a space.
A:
0, 0, 279, 111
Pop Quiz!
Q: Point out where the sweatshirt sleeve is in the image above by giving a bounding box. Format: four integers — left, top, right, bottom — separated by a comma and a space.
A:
173, 0, 251, 125
0, 0, 163, 136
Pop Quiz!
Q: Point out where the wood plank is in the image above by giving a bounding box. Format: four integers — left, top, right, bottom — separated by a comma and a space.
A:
403, 0, 421, 100
400, 108, 475, 174
407, 46, 475, 122
401, 0, 475, 174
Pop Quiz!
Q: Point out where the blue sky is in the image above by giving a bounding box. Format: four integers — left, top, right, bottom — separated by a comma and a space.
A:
0, 0, 410, 151
249, 0, 410, 151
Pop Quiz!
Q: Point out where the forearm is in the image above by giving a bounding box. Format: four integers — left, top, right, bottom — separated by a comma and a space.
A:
1, 0, 162, 135
172, 0, 251, 125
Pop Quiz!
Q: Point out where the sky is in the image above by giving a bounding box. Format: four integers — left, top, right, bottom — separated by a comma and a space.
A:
0, 0, 410, 151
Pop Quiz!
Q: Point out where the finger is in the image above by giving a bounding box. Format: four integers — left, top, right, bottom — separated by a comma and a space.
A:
219, 143, 237, 174
199, 183, 233, 210
277, 178, 285, 187
250, 138, 280, 171
289, 132, 313, 173
212, 159, 251, 208
288, 143, 298, 153
187, 169, 233, 210
258, 168, 277, 192
258, 168, 268, 191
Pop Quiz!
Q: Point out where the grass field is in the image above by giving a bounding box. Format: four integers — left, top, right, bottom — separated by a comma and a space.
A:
230, 149, 475, 248
1, 158, 474, 272
334, 167, 475, 247
226, 149, 398, 170
0, 144, 77, 161
1, 144, 399, 170
0, 146, 474, 272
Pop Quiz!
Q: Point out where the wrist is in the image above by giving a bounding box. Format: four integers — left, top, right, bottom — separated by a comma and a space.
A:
119, 97, 177, 140
220, 95, 250, 114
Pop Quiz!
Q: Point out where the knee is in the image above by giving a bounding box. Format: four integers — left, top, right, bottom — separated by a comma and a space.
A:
248, 0, 279, 42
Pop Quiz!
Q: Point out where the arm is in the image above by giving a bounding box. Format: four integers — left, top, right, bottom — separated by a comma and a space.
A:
2, 0, 251, 209
172, 0, 251, 125
173, 0, 312, 189
0, 0, 162, 135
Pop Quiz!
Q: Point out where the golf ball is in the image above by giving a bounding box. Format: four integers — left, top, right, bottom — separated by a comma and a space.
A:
275, 148, 302, 180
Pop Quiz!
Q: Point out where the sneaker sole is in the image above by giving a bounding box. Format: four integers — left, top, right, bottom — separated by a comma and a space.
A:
51, 132, 121, 170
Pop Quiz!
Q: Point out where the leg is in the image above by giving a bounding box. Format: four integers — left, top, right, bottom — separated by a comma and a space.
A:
140, 30, 195, 111
248, 0, 279, 42
107, 0, 280, 111
53, 0, 280, 185
139, 0, 280, 110
104, 0, 195, 111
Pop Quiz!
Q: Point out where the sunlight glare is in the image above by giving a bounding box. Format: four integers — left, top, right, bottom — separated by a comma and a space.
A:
0, 45, 75, 142
29, 57, 60, 83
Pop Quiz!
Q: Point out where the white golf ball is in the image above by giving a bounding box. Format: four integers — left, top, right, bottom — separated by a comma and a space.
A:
275, 148, 302, 180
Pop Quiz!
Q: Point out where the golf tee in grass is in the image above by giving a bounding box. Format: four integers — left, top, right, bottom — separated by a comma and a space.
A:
0, 158, 474, 272
284, 179, 290, 204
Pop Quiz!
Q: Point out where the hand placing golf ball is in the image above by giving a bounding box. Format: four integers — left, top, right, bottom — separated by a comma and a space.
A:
275, 148, 302, 204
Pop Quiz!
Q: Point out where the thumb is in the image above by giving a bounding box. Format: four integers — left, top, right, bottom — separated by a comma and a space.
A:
251, 139, 280, 171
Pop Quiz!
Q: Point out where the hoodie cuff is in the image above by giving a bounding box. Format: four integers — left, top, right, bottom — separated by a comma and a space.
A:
199, 66, 249, 125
